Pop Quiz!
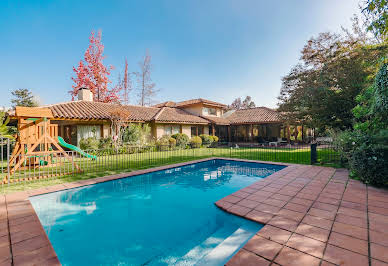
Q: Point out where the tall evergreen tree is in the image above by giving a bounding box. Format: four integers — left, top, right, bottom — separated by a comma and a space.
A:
11, 89, 37, 108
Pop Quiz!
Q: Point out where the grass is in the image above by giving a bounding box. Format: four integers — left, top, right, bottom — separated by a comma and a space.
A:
0, 146, 341, 194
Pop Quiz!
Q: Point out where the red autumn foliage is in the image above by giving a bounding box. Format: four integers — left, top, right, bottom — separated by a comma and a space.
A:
70, 30, 120, 103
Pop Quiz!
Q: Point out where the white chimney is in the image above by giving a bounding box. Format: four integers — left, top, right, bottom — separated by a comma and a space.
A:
78, 88, 93, 101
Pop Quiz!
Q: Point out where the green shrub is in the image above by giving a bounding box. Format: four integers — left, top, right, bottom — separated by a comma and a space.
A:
211, 135, 219, 142
199, 134, 213, 146
171, 133, 190, 148
122, 124, 152, 146
349, 142, 388, 186
98, 137, 112, 149
79, 137, 99, 150
169, 137, 176, 148
190, 136, 202, 148
336, 129, 388, 186
156, 135, 173, 151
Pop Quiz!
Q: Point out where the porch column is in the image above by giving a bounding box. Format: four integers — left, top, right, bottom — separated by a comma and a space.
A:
249, 124, 253, 142
287, 125, 290, 142
212, 124, 215, 136
228, 126, 231, 142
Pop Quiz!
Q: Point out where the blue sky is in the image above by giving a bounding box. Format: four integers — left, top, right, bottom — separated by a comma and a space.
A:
0, 0, 361, 108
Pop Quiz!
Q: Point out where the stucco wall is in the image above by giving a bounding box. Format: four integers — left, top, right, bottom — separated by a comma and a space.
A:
181, 103, 224, 118
155, 124, 165, 139
103, 123, 110, 138
182, 104, 203, 116
203, 126, 209, 135
182, 125, 191, 138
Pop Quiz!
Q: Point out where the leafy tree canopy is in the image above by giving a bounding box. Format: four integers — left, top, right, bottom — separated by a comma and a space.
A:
0, 112, 14, 139
361, 0, 388, 42
278, 18, 388, 131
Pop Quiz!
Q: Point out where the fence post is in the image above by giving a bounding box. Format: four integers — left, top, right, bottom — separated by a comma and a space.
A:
7, 138, 10, 185
310, 143, 317, 165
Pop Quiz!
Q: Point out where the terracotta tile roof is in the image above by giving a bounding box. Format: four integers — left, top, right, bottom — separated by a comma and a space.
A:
45, 101, 160, 121
153, 107, 209, 124
202, 116, 230, 125
175, 98, 227, 108
226, 107, 281, 124
152, 101, 176, 108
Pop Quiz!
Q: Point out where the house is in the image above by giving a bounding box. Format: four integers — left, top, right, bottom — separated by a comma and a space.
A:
8, 88, 290, 146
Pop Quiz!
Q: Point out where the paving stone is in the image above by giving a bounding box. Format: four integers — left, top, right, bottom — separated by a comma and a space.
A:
335, 213, 368, 228
328, 231, 368, 256
262, 198, 287, 208
283, 202, 310, 213
332, 221, 368, 240
275, 246, 321, 266
370, 230, 388, 247
257, 225, 292, 244
308, 208, 336, 220
337, 207, 367, 219
323, 244, 369, 266
277, 208, 305, 222
236, 199, 261, 209
227, 204, 251, 217
295, 223, 330, 242
223, 195, 242, 204
244, 235, 282, 260
312, 201, 338, 212
270, 193, 292, 201
289, 197, 314, 207
372, 259, 388, 266
301, 214, 333, 230
254, 203, 281, 215
226, 249, 270, 266
245, 210, 273, 224
371, 243, 388, 263
267, 215, 299, 232
286, 233, 325, 258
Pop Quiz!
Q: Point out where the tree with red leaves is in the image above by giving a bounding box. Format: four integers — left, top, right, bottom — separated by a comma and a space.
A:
70, 30, 119, 103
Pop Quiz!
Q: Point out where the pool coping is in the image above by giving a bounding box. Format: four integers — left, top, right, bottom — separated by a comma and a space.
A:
1, 157, 291, 265
3, 158, 387, 266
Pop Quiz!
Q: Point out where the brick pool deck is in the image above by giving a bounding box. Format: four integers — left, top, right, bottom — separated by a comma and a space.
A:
0, 158, 387, 266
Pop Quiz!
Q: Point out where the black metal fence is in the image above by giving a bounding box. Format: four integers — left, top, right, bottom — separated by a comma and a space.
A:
0, 137, 342, 186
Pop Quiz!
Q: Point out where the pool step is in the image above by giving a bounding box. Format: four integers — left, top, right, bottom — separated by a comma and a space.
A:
173, 223, 238, 266
196, 222, 259, 266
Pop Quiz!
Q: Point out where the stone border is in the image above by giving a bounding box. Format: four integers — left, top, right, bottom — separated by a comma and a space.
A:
2, 158, 387, 266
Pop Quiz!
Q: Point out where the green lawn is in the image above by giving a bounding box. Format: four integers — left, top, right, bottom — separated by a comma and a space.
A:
0, 146, 340, 194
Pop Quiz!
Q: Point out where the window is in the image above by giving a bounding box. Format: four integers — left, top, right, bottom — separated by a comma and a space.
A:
164, 125, 180, 136
191, 126, 203, 136
164, 126, 172, 136
203, 107, 217, 116
198, 126, 204, 135
172, 125, 180, 134
191, 126, 197, 136
77, 125, 101, 146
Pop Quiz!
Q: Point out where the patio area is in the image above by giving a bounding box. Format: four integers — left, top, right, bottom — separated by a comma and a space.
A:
0, 158, 387, 266
218, 162, 388, 266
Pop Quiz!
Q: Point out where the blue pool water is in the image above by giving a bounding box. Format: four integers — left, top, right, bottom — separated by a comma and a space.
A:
30, 159, 285, 266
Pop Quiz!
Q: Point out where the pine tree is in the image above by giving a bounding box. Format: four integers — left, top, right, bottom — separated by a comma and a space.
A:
11, 89, 37, 108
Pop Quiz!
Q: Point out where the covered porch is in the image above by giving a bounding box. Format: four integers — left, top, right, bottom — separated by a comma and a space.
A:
229, 123, 282, 143
211, 123, 313, 144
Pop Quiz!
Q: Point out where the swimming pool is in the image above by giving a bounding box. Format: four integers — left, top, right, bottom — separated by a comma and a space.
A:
30, 159, 285, 265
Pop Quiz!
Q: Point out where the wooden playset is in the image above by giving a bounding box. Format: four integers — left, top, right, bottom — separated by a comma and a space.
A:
5, 106, 80, 183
